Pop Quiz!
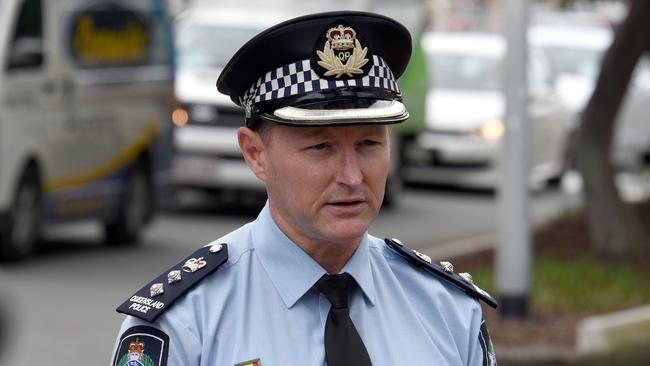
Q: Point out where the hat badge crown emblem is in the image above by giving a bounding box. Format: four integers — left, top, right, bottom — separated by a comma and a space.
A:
317, 24, 369, 78
327, 25, 356, 51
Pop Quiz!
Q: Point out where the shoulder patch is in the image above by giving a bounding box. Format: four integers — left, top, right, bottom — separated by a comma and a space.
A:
112, 325, 169, 366
479, 318, 497, 366
116, 243, 229, 322
385, 238, 498, 308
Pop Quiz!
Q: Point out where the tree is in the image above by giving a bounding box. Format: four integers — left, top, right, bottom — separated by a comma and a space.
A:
574, 0, 650, 256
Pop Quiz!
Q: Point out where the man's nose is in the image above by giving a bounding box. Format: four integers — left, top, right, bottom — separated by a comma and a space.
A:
335, 147, 363, 187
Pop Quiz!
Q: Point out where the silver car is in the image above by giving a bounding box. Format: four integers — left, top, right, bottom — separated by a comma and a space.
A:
530, 24, 650, 170
403, 31, 573, 189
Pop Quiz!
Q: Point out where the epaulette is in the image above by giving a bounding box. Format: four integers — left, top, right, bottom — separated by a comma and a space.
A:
116, 243, 229, 322
385, 238, 498, 308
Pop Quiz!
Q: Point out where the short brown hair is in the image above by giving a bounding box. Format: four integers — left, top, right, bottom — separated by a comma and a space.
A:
251, 118, 273, 146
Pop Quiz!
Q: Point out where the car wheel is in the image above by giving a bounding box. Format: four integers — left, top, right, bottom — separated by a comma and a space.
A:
104, 161, 152, 246
0, 167, 42, 261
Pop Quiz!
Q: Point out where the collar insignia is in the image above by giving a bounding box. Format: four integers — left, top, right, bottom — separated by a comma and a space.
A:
149, 283, 164, 297
182, 257, 207, 273
316, 25, 369, 78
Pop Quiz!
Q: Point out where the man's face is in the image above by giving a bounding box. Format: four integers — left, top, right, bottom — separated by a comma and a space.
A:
247, 123, 390, 246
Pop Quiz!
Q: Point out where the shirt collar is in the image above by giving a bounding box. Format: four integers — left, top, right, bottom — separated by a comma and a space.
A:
252, 202, 377, 308
341, 235, 377, 306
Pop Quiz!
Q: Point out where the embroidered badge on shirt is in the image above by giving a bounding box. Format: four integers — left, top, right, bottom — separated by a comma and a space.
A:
479, 319, 497, 366
112, 326, 169, 366
234, 358, 262, 366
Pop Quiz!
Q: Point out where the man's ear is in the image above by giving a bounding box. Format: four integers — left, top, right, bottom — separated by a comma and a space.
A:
238, 127, 268, 182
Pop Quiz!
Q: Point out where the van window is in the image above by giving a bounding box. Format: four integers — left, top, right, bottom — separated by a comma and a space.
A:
7, 0, 44, 70
68, 3, 171, 68
428, 53, 502, 91
176, 24, 261, 69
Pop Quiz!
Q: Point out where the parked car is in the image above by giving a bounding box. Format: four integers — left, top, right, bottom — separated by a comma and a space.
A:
402, 31, 573, 189
530, 24, 650, 170
0, 0, 175, 260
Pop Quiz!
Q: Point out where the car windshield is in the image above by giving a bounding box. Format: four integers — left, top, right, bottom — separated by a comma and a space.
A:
175, 24, 261, 68
544, 47, 603, 81
428, 54, 502, 91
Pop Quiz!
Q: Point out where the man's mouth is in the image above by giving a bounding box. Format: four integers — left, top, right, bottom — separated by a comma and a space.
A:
330, 200, 364, 206
327, 197, 367, 208
324, 198, 368, 216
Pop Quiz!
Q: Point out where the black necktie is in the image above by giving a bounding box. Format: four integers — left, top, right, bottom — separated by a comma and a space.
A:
315, 273, 372, 366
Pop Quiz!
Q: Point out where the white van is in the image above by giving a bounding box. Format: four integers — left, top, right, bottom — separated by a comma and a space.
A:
170, 8, 289, 198
0, 0, 175, 260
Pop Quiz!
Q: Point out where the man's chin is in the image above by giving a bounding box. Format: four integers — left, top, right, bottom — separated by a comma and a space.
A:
322, 219, 372, 243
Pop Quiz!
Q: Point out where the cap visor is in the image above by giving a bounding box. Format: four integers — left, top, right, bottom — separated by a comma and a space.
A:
266, 99, 408, 126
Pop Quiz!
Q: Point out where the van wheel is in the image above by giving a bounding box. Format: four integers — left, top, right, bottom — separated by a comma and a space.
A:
0, 167, 42, 261
104, 162, 152, 246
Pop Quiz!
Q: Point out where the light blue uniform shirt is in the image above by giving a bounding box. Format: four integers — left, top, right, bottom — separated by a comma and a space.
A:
115, 203, 488, 365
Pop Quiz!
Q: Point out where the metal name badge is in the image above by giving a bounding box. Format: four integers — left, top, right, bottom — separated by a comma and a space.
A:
182, 257, 207, 273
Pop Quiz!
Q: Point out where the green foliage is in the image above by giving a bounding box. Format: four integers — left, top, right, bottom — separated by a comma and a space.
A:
397, 36, 428, 135
471, 256, 650, 314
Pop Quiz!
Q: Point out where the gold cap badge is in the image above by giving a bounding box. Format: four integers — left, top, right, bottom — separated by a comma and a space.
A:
316, 25, 369, 78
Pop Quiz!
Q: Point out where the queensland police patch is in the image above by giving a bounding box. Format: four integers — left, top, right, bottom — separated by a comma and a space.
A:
479, 319, 497, 366
113, 326, 169, 366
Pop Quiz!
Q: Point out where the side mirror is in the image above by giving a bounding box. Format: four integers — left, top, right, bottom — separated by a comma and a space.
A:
7, 37, 44, 70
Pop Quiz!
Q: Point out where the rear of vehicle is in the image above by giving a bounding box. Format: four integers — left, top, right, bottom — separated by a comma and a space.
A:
0, 0, 174, 260
403, 32, 571, 189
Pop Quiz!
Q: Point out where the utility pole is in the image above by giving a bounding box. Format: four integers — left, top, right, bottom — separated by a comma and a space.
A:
496, 0, 531, 318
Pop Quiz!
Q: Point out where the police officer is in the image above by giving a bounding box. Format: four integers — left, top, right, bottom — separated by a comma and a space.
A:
112, 11, 497, 366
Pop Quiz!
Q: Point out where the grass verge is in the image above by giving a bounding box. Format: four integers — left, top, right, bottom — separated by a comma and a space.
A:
472, 255, 650, 313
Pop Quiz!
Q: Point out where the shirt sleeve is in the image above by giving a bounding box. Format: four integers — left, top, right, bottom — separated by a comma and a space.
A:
111, 314, 202, 366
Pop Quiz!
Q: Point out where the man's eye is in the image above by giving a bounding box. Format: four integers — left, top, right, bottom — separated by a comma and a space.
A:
311, 143, 329, 150
361, 140, 379, 146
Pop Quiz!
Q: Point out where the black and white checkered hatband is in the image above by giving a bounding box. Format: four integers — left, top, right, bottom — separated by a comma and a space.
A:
239, 55, 400, 119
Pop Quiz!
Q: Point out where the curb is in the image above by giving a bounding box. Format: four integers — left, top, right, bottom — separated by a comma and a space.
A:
576, 304, 650, 354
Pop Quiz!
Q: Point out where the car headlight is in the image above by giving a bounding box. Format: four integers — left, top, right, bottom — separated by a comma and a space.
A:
472, 118, 504, 141
172, 108, 189, 127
